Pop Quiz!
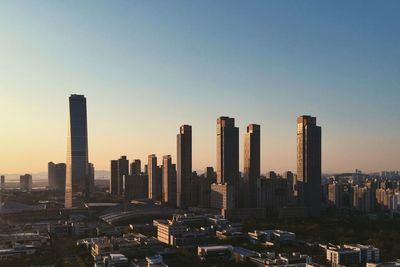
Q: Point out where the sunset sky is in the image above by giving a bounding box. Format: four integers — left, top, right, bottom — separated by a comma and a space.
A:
1, 1, 399, 175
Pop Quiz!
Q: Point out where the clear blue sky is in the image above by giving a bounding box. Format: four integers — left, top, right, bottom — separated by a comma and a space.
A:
0, 1, 399, 174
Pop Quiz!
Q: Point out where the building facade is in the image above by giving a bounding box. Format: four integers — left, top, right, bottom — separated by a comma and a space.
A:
296, 115, 321, 216
65, 94, 89, 208
243, 124, 260, 208
162, 155, 177, 205
177, 125, 192, 208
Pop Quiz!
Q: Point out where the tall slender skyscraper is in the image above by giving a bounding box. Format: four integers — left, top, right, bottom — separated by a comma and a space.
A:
216, 117, 239, 185
48, 162, 56, 189
88, 162, 95, 196
215, 117, 239, 209
110, 160, 119, 196
118, 156, 129, 196
65, 94, 89, 208
148, 154, 161, 201
296, 115, 322, 216
243, 124, 260, 208
162, 155, 177, 205
177, 125, 192, 208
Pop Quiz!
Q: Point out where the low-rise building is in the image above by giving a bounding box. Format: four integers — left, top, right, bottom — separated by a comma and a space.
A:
248, 230, 296, 246
326, 244, 380, 265
249, 252, 312, 267
198, 245, 233, 260
156, 219, 187, 245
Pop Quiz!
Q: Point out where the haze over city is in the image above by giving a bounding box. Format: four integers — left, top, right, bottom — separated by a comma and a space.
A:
1, 1, 399, 175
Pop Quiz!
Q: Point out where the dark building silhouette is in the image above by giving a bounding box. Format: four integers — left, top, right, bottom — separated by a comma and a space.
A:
125, 173, 148, 200
88, 162, 95, 195
243, 124, 260, 208
110, 160, 119, 195
118, 156, 129, 196
296, 115, 322, 216
65, 94, 89, 208
20, 174, 32, 193
130, 159, 141, 175
282, 171, 295, 205
148, 154, 162, 201
214, 116, 239, 208
48, 162, 56, 189
177, 125, 192, 209
110, 156, 129, 197
258, 172, 288, 215
216, 117, 239, 185
162, 155, 177, 205
49, 162, 67, 191
205, 167, 216, 183
54, 163, 66, 191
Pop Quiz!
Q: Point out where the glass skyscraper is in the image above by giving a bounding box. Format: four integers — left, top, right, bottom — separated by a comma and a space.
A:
65, 94, 89, 208
296, 115, 322, 216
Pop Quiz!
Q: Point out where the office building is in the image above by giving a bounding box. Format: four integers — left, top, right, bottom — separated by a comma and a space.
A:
210, 183, 235, 210
48, 162, 56, 189
162, 155, 177, 205
54, 163, 66, 191
216, 116, 239, 208
65, 94, 89, 208
88, 162, 95, 195
282, 171, 296, 205
177, 125, 192, 209
130, 159, 141, 175
205, 167, 216, 183
258, 172, 288, 215
110, 156, 129, 197
118, 156, 129, 196
20, 174, 32, 192
110, 160, 119, 196
243, 124, 260, 208
296, 115, 321, 216
102, 253, 128, 267
125, 173, 149, 200
157, 219, 187, 245
148, 154, 162, 201
216, 117, 239, 185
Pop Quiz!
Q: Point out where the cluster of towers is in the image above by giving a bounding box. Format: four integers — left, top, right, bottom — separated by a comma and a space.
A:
108, 115, 322, 217
110, 125, 194, 209
64, 94, 322, 217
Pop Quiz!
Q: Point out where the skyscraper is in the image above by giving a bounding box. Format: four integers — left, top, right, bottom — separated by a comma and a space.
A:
296, 115, 322, 216
88, 162, 95, 196
48, 162, 55, 189
162, 155, 177, 205
148, 154, 161, 201
243, 124, 260, 208
110, 160, 119, 196
20, 174, 32, 193
177, 125, 192, 209
118, 156, 129, 196
54, 163, 66, 191
130, 159, 141, 175
216, 117, 239, 185
215, 116, 239, 208
65, 94, 89, 208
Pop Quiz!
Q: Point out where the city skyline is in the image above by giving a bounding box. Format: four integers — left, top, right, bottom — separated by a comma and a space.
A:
0, 95, 399, 176
1, 1, 400, 174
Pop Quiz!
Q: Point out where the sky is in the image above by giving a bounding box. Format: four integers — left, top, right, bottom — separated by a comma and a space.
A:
0, 1, 399, 175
